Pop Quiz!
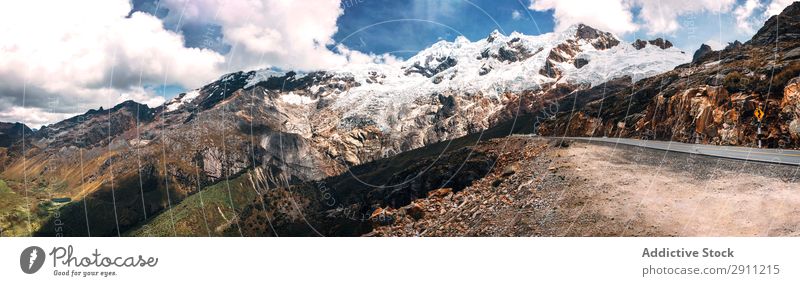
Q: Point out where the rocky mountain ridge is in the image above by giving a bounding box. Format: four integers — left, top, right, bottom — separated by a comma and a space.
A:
0, 18, 766, 236
537, 2, 800, 148
0, 122, 31, 148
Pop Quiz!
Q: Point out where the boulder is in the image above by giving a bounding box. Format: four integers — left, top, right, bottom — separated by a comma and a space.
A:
406, 203, 425, 220
429, 188, 453, 198
781, 77, 800, 117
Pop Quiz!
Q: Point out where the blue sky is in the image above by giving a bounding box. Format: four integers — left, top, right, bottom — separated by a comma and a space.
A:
332, 0, 554, 57
334, 0, 556, 55
329, 0, 767, 57
132, 0, 773, 59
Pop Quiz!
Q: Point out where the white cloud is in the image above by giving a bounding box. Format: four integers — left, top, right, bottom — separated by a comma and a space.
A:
734, 0, 762, 34
511, 10, 523, 20
635, 0, 736, 35
335, 44, 402, 66
0, 0, 390, 127
764, 0, 794, 16
0, 107, 77, 129
119, 87, 168, 108
729, 0, 794, 37
161, 0, 350, 72
0, 0, 225, 127
529, 0, 638, 34
704, 39, 726, 50
529, 0, 737, 35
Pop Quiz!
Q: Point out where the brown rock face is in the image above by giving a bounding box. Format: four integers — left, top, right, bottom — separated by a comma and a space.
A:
575, 24, 620, 50
749, 2, 800, 46
649, 38, 673, 49
637, 85, 767, 145
633, 38, 673, 50
541, 74, 796, 148
537, 3, 800, 149
782, 77, 800, 139
782, 77, 800, 116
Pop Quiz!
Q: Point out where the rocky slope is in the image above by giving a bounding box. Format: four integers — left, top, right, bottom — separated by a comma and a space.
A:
0, 122, 31, 170
538, 2, 800, 149
0, 122, 31, 148
367, 137, 800, 237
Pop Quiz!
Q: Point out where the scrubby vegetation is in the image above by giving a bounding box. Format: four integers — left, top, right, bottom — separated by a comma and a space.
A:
127, 172, 256, 237
724, 71, 750, 93
773, 61, 800, 88
0, 180, 11, 193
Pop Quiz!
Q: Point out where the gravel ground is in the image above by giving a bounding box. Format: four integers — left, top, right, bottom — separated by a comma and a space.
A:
368, 137, 800, 236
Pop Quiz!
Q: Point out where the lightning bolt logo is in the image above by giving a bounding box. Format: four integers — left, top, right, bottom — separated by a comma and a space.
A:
20, 246, 44, 274
28, 248, 38, 270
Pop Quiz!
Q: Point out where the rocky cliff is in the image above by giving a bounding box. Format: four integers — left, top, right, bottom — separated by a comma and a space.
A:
538, 2, 800, 149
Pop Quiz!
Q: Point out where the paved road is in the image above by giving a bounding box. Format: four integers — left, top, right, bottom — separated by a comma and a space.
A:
555, 137, 800, 166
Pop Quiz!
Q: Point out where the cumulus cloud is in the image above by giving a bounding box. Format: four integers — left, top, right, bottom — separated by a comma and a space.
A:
730, 0, 793, 35
0, 107, 71, 129
160, 0, 350, 72
529, 0, 737, 35
529, 0, 638, 34
335, 44, 402, 66
0, 0, 388, 127
0, 0, 225, 127
635, 0, 736, 35
764, 0, 795, 16
734, 0, 763, 34
704, 39, 726, 50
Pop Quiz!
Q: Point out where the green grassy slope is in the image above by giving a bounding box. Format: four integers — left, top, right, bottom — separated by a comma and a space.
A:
127, 173, 257, 237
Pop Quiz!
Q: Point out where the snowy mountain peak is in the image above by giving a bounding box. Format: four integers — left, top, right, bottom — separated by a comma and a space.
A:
573, 24, 615, 40
162, 24, 690, 136
486, 29, 503, 42
552, 23, 621, 51
454, 35, 470, 45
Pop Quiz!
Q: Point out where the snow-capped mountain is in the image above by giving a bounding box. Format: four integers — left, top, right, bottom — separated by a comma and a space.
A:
5, 24, 692, 236
234, 24, 689, 133
14, 23, 691, 185
137, 25, 691, 178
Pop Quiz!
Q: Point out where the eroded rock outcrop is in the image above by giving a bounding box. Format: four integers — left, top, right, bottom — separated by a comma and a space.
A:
633, 38, 673, 50
782, 77, 800, 139
692, 44, 713, 64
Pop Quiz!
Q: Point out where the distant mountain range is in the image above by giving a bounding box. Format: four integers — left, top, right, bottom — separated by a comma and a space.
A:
1, 2, 799, 236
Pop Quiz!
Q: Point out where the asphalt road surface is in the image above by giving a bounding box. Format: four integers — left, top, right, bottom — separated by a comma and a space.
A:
557, 137, 800, 166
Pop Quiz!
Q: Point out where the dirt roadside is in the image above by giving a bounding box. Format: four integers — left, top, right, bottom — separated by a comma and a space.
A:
560, 140, 800, 236
369, 137, 800, 236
